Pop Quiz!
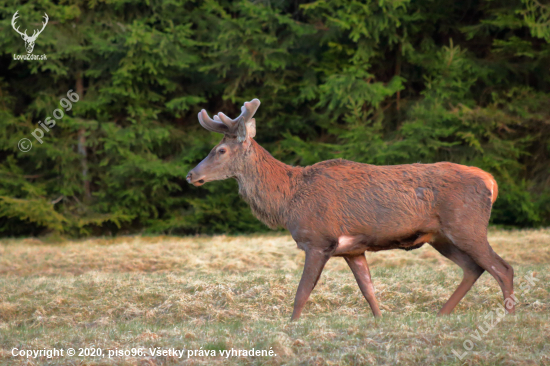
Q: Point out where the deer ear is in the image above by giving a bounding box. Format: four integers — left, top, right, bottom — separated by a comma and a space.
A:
236, 118, 256, 143
245, 118, 256, 139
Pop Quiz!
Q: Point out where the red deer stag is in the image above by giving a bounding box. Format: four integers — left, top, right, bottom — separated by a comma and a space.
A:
186, 99, 515, 320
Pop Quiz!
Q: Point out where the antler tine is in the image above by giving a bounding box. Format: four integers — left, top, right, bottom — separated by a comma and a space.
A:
243, 98, 261, 121
198, 109, 230, 134
11, 11, 28, 37
217, 99, 261, 128
34, 13, 48, 37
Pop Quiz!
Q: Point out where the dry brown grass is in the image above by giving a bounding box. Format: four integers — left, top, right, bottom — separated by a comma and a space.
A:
0, 228, 549, 365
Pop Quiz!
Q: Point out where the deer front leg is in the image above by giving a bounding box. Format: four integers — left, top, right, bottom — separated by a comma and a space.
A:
345, 253, 382, 317
291, 249, 330, 321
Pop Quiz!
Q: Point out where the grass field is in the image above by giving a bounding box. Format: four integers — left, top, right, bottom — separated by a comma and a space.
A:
0, 229, 549, 365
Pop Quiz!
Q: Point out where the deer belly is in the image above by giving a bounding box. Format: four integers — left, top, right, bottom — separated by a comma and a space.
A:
333, 235, 368, 256
333, 232, 435, 256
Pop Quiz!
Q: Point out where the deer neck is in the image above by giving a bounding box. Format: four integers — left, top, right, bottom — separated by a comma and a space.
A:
236, 140, 299, 229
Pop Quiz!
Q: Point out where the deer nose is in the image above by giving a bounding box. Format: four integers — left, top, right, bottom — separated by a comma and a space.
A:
186, 171, 206, 186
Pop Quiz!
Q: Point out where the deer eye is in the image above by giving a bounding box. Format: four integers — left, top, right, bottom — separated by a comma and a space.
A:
218, 148, 226, 155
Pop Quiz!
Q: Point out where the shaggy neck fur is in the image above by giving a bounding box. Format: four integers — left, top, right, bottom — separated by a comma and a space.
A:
235, 140, 301, 229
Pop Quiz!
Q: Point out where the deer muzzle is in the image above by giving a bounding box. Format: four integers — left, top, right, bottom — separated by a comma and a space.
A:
186, 171, 206, 186
26, 42, 35, 53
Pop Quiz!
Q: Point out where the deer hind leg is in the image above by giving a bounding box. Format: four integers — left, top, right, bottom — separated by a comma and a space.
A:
470, 246, 515, 314
291, 249, 330, 321
344, 253, 382, 317
431, 240, 485, 315
442, 233, 515, 314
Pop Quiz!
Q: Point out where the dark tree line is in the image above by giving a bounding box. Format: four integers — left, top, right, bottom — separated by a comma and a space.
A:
0, 0, 549, 237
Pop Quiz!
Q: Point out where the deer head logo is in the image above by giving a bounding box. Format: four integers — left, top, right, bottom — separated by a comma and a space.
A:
11, 11, 48, 54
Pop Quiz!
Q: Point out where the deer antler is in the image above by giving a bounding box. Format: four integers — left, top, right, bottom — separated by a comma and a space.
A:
216, 99, 260, 130
11, 11, 28, 38
31, 13, 48, 39
198, 99, 261, 140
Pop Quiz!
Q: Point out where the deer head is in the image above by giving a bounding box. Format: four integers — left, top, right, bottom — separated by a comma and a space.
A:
187, 99, 260, 186
12, 11, 48, 54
